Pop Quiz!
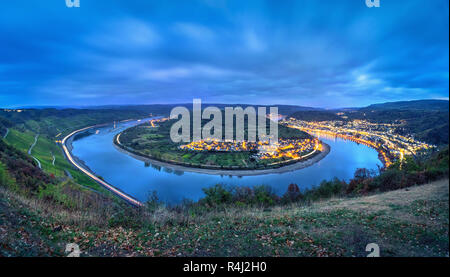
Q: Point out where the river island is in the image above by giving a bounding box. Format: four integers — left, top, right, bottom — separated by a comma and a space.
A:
113, 118, 330, 176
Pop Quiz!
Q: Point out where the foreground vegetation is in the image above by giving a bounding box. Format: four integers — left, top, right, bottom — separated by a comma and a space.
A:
1, 170, 448, 257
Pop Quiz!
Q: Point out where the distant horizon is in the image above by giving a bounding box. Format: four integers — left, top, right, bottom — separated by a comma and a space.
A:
4, 98, 449, 111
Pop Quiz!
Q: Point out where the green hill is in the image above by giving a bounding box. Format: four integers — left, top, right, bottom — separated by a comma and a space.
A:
365, 99, 449, 111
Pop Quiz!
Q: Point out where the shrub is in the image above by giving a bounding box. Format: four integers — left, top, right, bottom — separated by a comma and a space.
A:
424, 167, 447, 182
233, 186, 254, 203
353, 168, 375, 180
402, 156, 420, 172
305, 178, 346, 201
372, 169, 403, 192
403, 171, 427, 187
282, 183, 302, 203
253, 185, 277, 206
146, 190, 160, 212
201, 184, 232, 206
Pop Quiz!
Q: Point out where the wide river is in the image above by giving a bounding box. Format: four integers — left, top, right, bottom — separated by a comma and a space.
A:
71, 119, 382, 204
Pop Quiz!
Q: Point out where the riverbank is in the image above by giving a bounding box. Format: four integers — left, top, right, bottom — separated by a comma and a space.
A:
61, 122, 145, 206
67, 118, 383, 204
113, 139, 330, 176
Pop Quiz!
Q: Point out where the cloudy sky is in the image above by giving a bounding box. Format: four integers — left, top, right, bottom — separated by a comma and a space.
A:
0, 0, 448, 108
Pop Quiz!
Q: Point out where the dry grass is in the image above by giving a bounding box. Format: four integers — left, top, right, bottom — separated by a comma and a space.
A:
1, 179, 448, 256
314, 179, 449, 212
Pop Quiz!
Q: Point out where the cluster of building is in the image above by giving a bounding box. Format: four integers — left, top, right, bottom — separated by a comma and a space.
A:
179, 137, 320, 162
180, 139, 258, 152
2, 109, 23, 113
145, 117, 169, 128
256, 138, 320, 160
282, 117, 435, 168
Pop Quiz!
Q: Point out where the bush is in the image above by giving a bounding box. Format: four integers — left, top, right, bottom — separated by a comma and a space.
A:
372, 169, 404, 192
305, 178, 347, 201
424, 167, 447, 182
282, 183, 302, 203
233, 186, 254, 203
0, 162, 6, 187
253, 185, 278, 206
199, 184, 279, 207
403, 171, 427, 187
146, 190, 160, 212
201, 184, 232, 206
194, 148, 449, 209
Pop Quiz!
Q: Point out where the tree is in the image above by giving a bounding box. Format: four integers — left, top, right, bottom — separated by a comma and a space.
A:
283, 183, 301, 202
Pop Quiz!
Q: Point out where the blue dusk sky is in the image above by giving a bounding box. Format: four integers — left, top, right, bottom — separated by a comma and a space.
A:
0, 0, 448, 108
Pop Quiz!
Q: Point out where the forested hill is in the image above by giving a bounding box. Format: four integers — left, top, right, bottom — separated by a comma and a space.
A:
357, 100, 449, 145
0, 108, 153, 138
0, 117, 12, 137
288, 100, 449, 146
364, 99, 449, 111
2, 99, 448, 145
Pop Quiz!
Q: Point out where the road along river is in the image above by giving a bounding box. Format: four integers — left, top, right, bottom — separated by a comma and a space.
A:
69, 119, 382, 205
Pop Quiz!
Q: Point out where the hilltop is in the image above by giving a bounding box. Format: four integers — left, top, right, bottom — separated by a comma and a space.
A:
364, 99, 449, 111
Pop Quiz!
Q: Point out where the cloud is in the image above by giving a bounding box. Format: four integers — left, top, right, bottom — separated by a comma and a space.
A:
84, 18, 161, 50
141, 65, 248, 81
0, 0, 448, 108
243, 30, 266, 53
173, 23, 215, 41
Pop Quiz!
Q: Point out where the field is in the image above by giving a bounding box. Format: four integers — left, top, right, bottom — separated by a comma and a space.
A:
4, 128, 104, 192
0, 108, 160, 195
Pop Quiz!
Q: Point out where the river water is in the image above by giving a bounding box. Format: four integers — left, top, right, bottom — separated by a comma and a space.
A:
71, 119, 382, 204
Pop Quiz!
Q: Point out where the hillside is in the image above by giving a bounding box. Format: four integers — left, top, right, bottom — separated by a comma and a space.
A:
288, 100, 449, 145
0, 108, 152, 138
365, 99, 449, 111
1, 174, 447, 257
290, 110, 342, 122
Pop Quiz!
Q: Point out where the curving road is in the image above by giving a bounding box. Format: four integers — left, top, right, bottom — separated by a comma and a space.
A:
28, 134, 41, 169
3, 128, 9, 139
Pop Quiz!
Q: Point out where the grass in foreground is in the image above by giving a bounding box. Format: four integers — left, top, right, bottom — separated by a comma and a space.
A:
1, 177, 448, 257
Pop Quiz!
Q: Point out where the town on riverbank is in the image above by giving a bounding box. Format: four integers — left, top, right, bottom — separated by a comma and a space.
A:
283, 117, 436, 169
